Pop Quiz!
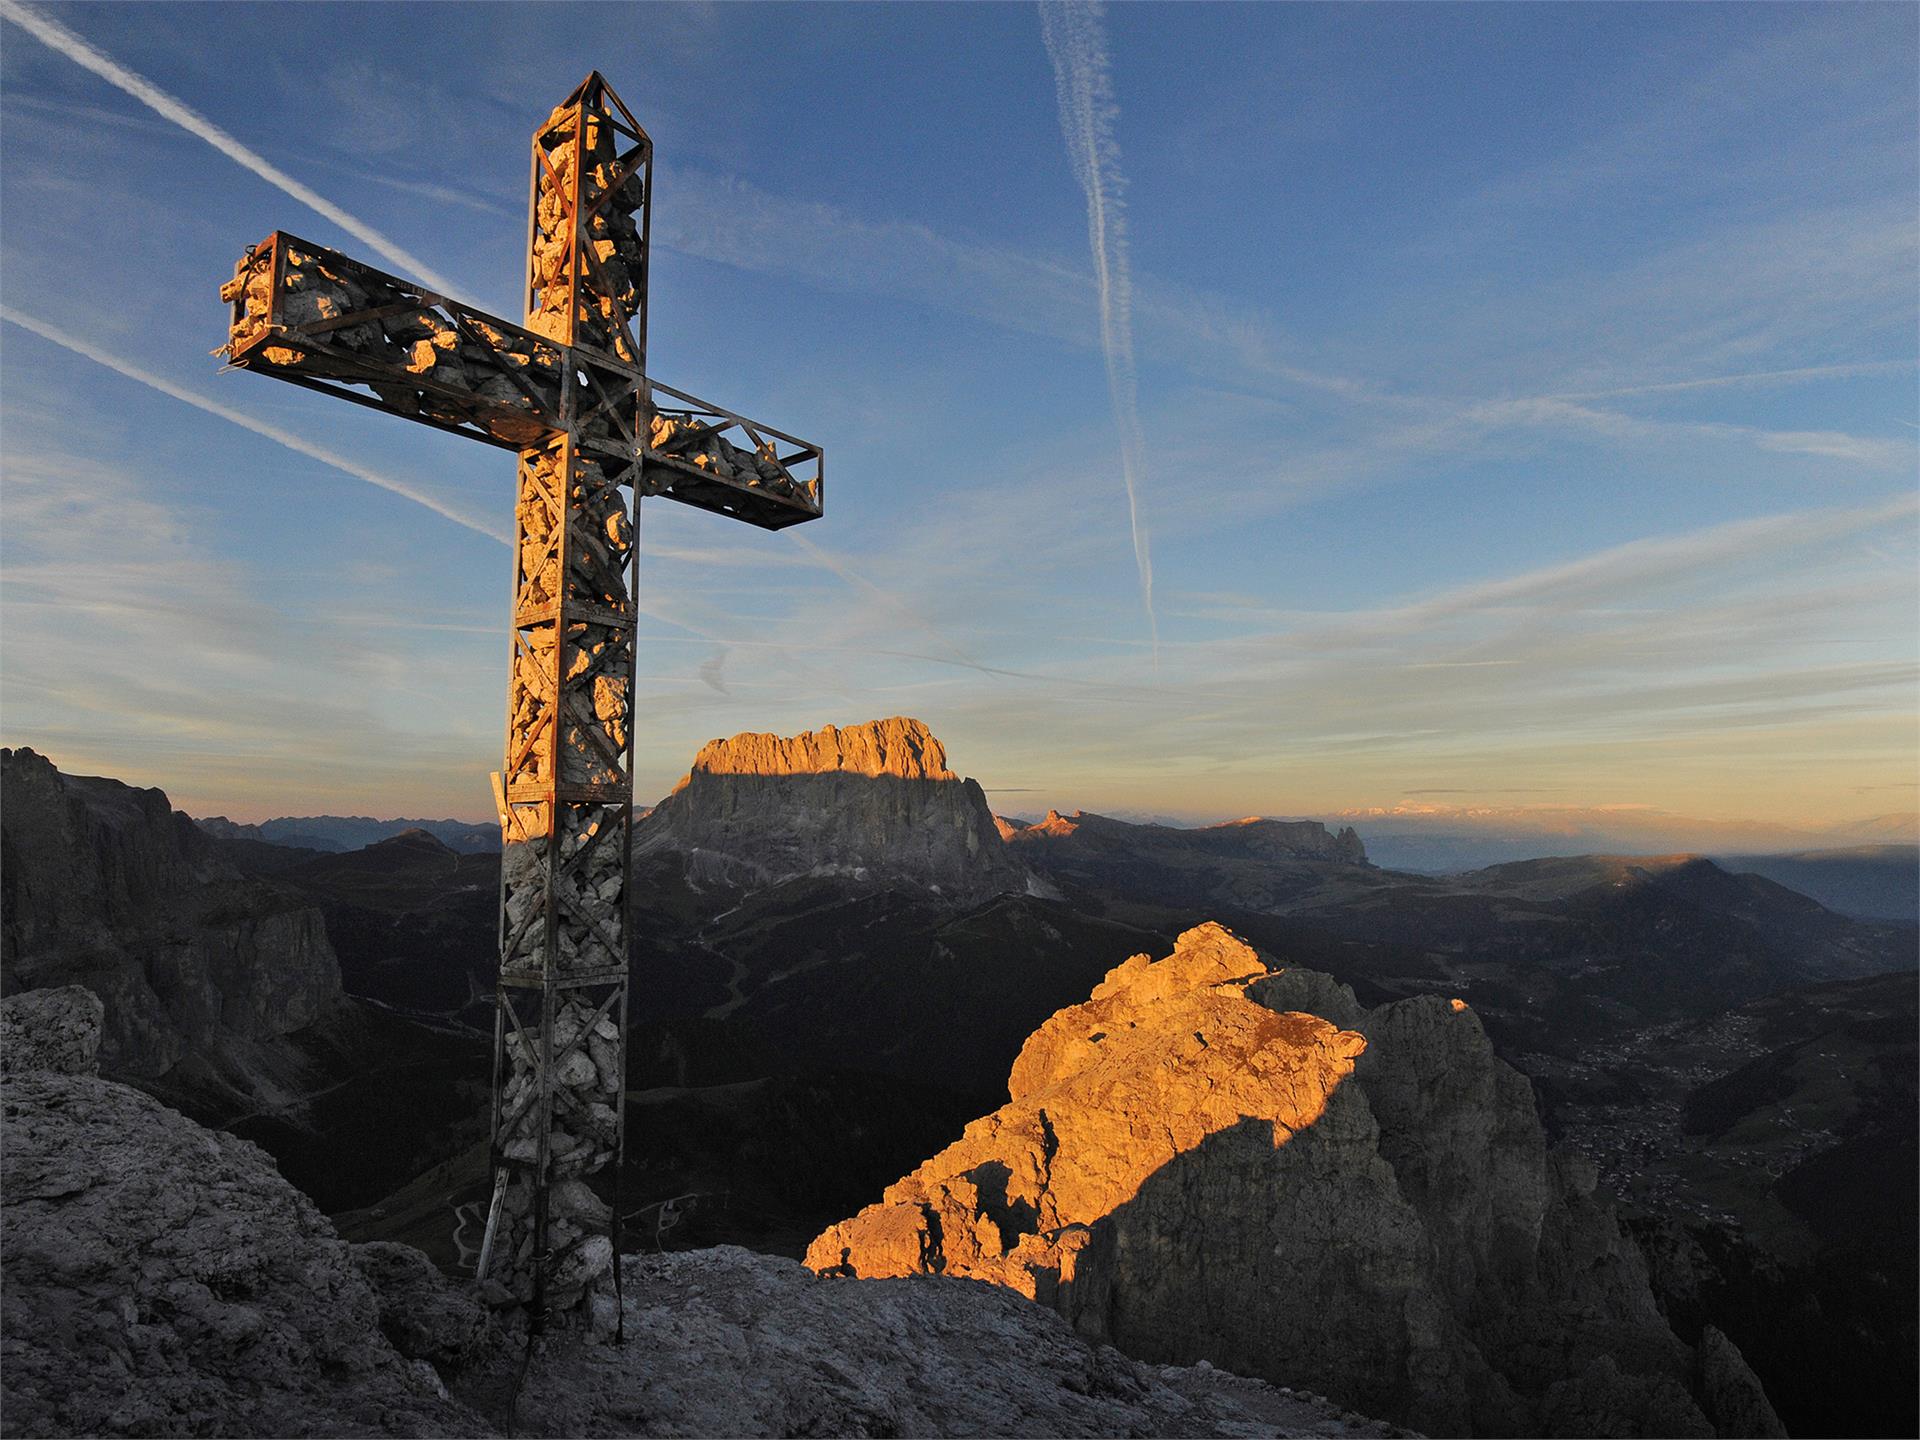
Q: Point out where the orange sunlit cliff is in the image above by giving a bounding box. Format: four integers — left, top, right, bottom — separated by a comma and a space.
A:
805, 922, 1783, 1438
672, 716, 960, 786
807, 922, 1365, 1297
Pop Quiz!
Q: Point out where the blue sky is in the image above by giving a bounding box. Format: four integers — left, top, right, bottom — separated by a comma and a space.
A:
1, 1, 1914, 832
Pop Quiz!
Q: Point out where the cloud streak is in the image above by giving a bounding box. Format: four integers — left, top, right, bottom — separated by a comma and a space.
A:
1040, 0, 1158, 661
1551, 360, 1912, 402
0, 306, 509, 544
0, 0, 467, 300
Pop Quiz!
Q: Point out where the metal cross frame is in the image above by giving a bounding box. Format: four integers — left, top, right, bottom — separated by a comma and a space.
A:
220, 71, 823, 1330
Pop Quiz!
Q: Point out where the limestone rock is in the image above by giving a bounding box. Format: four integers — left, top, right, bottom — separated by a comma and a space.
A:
499, 1246, 1410, 1438
808, 922, 1746, 1437
0, 748, 343, 1084
683, 715, 959, 780
1244, 966, 1367, 1028
1, 747, 225, 950
1695, 1326, 1787, 1439
1, 984, 104, 1075
1, 1065, 1398, 1438
635, 717, 1025, 900
352, 1241, 495, 1370
0, 1072, 483, 1437
1539, 1355, 1712, 1438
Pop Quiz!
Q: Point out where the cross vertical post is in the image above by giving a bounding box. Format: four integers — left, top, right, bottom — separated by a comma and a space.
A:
491, 77, 651, 1331
219, 69, 825, 1335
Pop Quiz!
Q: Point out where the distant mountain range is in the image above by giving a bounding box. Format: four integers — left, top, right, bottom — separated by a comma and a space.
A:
196, 813, 500, 854
1308, 804, 1916, 874
935, 802, 1917, 877
192, 798, 1917, 921
1717, 846, 1919, 923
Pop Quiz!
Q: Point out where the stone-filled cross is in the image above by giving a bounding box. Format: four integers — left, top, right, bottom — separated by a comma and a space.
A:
220, 72, 823, 1333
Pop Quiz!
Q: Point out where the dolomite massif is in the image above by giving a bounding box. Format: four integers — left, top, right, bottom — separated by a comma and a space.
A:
0, 746, 341, 1090
0, 988, 1405, 1439
0, 750, 487, 1217
807, 923, 1784, 1439
635, 716, 1026, 898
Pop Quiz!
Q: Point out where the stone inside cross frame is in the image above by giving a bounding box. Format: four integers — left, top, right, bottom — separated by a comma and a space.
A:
219, 71, 823, 1332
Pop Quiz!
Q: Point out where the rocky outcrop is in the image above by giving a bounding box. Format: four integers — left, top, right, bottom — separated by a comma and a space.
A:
1, 748, 342, 1083
807, 923, 1781, 1438
1695, 1326, 1787, 1439
2, 1066, 1400, 1439
1, 984, 104, 1076
497, 1246, 1406, 1438
351, 1241, 494, 1371
635, 717, 1025, 899
1, 1071, 476, 1437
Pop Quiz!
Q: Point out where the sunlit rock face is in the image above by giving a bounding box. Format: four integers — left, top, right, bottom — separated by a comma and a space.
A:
0, 748, 342, 1082
808, 922, 1778, 1438
635, 717, 1026, 899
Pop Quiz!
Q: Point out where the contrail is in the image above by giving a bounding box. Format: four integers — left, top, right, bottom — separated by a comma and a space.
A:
1039, 0, 1158, 662
0, 0, 467, 301
1, 307, 509, 544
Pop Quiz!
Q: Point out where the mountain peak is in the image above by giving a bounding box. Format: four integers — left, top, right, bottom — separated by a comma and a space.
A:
377, 827, 456, 854
641, 718, 1024, 898
686, 716, 955, 785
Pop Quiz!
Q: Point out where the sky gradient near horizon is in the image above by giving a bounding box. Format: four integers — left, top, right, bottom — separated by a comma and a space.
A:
1, 1, 1915, 833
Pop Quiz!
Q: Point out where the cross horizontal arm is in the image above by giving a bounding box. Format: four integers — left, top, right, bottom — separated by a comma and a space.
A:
221, 231, 823, 531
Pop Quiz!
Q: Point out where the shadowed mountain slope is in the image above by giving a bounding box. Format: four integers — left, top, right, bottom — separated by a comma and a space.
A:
1004, 809, 1370, 912
0, 749, 486, 1217
1, 747, 340, 1084
1716, 845, 1919, 922
198, 813, 500, 854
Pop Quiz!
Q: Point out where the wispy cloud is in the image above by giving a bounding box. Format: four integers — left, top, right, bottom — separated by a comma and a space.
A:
0, 444, 502, 818
1040, 0, 1157, 660
788, 532, 991, 676
0, 307, 508, 543
0, 0, 467, 299
1553, 360, 1912, 402
1464, 396, 1914, 473
1309, 492, 1919, 637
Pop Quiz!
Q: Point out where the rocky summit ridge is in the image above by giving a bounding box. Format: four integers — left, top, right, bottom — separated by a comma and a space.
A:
807, 923, 1783, 1439
0, 994, 1405, 1439
635, 717, 1026, 900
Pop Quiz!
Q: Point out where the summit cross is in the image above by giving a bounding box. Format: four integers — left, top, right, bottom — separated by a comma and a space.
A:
220, 72, 823, 1332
